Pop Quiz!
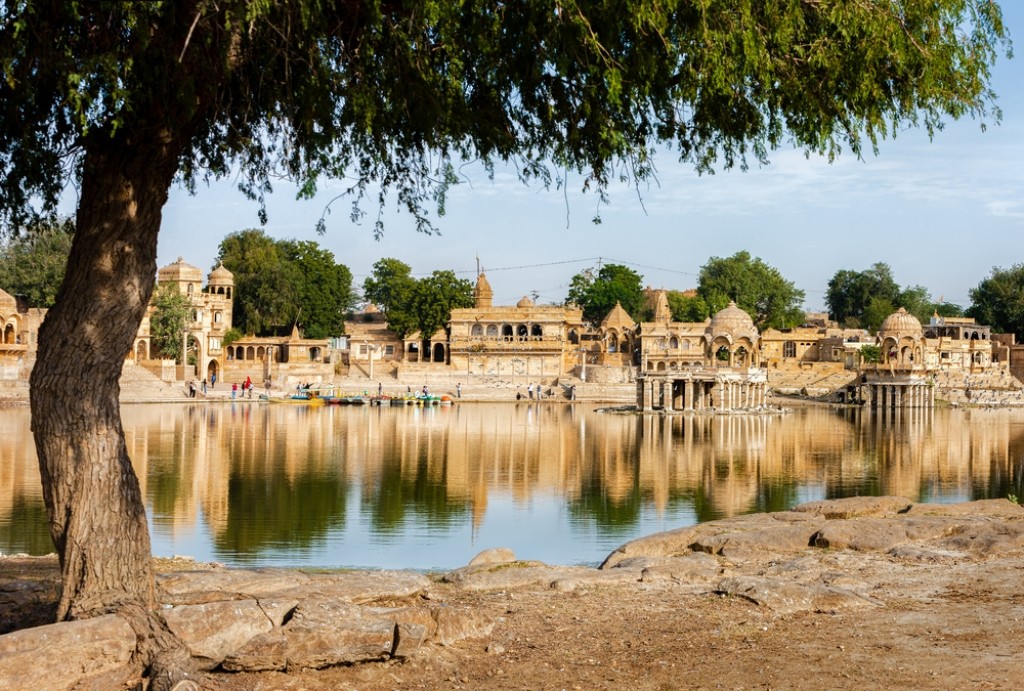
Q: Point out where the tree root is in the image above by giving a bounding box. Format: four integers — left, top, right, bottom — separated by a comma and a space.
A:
69, 593, 203, 691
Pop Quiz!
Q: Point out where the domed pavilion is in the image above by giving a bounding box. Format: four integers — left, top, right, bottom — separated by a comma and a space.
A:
636, 299, 768, 413
857, 307, 935, 410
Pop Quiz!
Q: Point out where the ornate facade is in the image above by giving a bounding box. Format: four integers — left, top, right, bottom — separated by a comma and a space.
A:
447, 272, 586, 379
636, 296, 769, 412
134, 258, 234, 383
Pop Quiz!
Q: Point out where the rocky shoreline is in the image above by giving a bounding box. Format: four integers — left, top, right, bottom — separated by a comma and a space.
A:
2, 496, 1023, 689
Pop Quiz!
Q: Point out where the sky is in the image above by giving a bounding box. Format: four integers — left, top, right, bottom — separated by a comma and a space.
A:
141, 7, 1024, 314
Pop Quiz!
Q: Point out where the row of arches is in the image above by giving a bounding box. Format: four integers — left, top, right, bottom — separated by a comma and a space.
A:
226, 343, 325, 363
184, 283, 233, 300
644, 339, 760, 369
470, 323, 546, 340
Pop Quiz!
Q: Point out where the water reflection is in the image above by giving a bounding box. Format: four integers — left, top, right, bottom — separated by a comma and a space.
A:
2, 403, 1023, 568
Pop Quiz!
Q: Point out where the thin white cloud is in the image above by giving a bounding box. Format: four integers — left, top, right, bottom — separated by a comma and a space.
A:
987, 200, 1024, 219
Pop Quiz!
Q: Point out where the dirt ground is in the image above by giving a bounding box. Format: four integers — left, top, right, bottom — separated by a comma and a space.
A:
3, 553, 1022, 690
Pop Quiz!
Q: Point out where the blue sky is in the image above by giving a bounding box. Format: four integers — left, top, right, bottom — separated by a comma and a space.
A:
149, 7, 1023, 314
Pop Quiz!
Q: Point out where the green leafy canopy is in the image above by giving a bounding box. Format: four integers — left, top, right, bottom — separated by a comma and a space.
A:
0, 1, 1010, 235
149, 283, 193, 362
0, 217, 73, 307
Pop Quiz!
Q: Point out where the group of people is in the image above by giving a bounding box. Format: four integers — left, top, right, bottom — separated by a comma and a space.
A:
186, 374, 274, 400
516, 382, 546, 400
232, 376, 255, 399
187, 377, 211, 398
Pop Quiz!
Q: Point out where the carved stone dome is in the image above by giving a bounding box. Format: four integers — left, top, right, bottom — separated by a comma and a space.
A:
878, 307, 923, 338
208, 263, 234, 284
0, 287, 17, 313
517, 296, 535, 308
158, 257, 203, 283
706, 301, 758, 341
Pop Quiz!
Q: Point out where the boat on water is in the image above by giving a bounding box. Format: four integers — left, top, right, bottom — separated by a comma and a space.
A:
260, 390, 453, 408
267, 395, 325, 406
267, 386, 333, 405
329, 395, 370, 405
389, 394, 452, 407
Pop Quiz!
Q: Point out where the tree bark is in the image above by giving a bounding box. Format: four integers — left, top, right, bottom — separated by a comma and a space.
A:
29, 126, 183, 622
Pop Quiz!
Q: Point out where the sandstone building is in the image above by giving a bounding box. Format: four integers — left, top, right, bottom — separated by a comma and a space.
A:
0, 288, 43, 384
635, 294, 768, 411
447, 272, 586, 380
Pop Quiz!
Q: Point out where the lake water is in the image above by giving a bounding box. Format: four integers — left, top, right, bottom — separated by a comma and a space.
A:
2, 402, 1023, 570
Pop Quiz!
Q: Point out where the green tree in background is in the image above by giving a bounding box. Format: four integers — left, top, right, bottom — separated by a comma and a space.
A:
148, 284, 193, 363
363, 261, 472, 340
567, 264, 645, 325
863, 296, 897, 334
697, 252, 805, 330
666, 291, 711, 323
935, 302, 966, 318
968, 264, 1024, 341
280, 240, 355, 339
0, 0, 1008, 667
217, 231, 354, 337
0, 218, 73, 307
826, 263, 948, 330
409, 270, 475, 341
217, 230, 299, 335
362, 258, 417, 336
826, 263, 902, 328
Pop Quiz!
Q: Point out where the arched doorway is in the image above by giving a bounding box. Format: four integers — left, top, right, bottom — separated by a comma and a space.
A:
206, 360, 219, 386
432, 342, 446, 363
186, 335, 201, 367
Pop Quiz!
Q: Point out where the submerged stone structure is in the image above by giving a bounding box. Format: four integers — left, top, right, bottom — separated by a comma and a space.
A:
857, 307, 936, 410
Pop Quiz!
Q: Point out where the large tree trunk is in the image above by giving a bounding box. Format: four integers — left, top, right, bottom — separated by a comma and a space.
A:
29, 127, 182, 622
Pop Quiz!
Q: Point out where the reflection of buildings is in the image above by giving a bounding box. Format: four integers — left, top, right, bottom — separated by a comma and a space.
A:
5, 405, 1024, 559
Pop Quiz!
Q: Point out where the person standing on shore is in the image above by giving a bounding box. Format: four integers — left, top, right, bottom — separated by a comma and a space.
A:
456, 382, 462, 398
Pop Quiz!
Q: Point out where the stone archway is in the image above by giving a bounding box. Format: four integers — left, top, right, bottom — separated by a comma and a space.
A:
186, 334, 201, 368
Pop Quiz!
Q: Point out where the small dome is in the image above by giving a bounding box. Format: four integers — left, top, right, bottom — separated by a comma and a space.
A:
0, 287, 17, 312
208, 263, 234, 284
878, 307, 922, 337
706, 301, 757, 341
517, 296, 535, 308
158, 257, 203, 283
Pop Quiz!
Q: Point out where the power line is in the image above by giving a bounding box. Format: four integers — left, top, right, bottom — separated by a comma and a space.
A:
351, 257, 600, 280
